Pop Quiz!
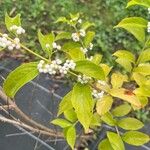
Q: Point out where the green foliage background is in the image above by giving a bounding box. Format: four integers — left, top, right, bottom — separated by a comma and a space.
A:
0, 0, 148, 63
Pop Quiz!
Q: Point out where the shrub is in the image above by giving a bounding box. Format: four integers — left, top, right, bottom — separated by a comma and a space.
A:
0, 0, 150, 149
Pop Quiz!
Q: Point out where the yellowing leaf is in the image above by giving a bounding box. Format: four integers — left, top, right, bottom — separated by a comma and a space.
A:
64, 109, 77, 123
91, 54, 102, 65
107, 132, 125, 150
100, 64, 112, 77
96, 95, 113, 116
132, 72, 147, 86
115, 58, 132, 72
117, 117, 144, 130
133, 63, 150, 76
101, 112, 116, 126
137, 48, 150, 64
111, 72, 128, 88
58, 91, 73, 116
110, 88, 141, 108
64, 126, 76, 149
113, 50, 135, 63
112, 103, 131, 117
71, 83, 94, 131
122, 131, 150, 146
98, 139, 113, 150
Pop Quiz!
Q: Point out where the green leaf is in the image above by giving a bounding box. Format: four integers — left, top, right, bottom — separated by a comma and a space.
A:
113, 50, 135, 63
75, 60, 105, 80
62, 42, 85, 61
118, 117, 144, 130
96, 95, 113, 116
5, 13, 21, 32
110, 88, 141, 108
3, 62, 38, 98
64, 109, 77, 123
58, 91, 73, 116
64, 126, 76, 149
51, 118, 72, 128
83, 31, 95, 47
55, 32, 71, 41
122, 131, 150, 146
114, 17, 148, 42
38, 30, 54, 56
133, 63, 150, 76
81, 21, 95, 30
90, 113, 101, 127
127, 0, 150, 8
112, 103, 131, 117
71, 83, 94, 131
55, 17, 68, 23
111, 72, 128, 88
107, 132, 125, 150
101, 112, 116, 126
137, 49, 150, 64
98, 139, 113, 150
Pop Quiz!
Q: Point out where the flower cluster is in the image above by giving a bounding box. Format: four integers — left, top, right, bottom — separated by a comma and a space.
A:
52, 42, 61, 50
77, 74, 91, 84
37, 59, 76, 76
147, 22, 150, 33
59, 60, 76, 75
10, 25, 25, 35
72, 29, 86, 42
89, 43, 93, 50
92, 89, 104, 99
98, 80, 106, 86
80, 47, 88, 54
0, 34, 20, 50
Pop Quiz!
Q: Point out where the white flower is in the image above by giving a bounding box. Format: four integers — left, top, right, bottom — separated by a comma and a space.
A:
56, 45, 61, 50
78, 19, 82, 24
79, 29, 86, 37
92, 89, 104, 99
14, 38, 20, 43
10, 25, 25, 35
87, 56, 93, 61
98, 80, 106, 86
52, 42, 57, 49
72, 33, 80, 42
45, 43, 50, 48
77, 74, 91, 84
15, 44, 20, 49
89, 43, 93, 50
8, 46, 14, 51
0, 35, 21, 50
2, 34, 8, 37
80, 47, 88, 54
147, 22, 150, 33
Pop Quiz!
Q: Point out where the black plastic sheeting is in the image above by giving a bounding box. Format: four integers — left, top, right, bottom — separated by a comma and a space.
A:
0, 59, 150, 150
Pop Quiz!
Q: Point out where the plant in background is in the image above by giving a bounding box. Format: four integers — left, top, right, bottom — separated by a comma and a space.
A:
0, 0, 150, 150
